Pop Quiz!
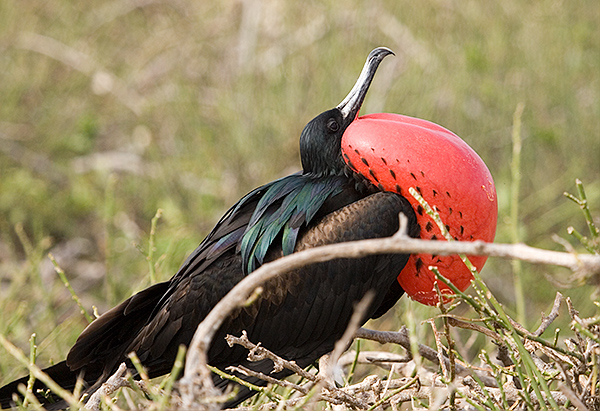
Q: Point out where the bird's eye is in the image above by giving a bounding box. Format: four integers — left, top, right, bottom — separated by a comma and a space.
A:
326, 118, 340, 132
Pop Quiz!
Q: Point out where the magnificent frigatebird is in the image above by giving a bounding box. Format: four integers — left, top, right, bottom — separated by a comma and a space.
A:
0, 47, 497, 409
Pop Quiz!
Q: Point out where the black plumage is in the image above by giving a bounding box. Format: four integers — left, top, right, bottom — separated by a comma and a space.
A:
0, 47, 419, 409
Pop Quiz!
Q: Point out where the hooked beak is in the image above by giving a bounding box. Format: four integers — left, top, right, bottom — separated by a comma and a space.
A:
337, 47, 394, 121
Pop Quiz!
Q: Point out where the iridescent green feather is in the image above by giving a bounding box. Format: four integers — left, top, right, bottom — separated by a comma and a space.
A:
240, 174, 345, 273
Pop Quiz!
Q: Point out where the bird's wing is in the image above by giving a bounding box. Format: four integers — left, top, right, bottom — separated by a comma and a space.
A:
172, 173, 346, 277
216, 192, 416, 363
132, 191, 416, 380
65, 173, 349, 378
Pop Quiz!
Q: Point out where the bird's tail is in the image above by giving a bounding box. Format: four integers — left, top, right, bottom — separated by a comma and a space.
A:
0, 360, 89, 410
1, 281, 172, 410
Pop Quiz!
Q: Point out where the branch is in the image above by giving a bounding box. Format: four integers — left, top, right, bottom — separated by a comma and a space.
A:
226, 332, 315, 382
180, 232, 600, 407
84, 363, 128, 410
225, 331, 369, 409
533, 291, 563, 337
229, 375, 572, 411
329, 293, 374, 375
84, 363, 153, 411
338, 351, 411, 369
355, 327, 498, 388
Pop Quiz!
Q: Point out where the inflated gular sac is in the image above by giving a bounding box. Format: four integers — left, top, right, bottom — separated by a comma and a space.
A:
341, 113, 497, 305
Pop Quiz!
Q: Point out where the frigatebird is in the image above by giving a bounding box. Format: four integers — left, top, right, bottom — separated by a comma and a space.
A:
0, 47, 497, 409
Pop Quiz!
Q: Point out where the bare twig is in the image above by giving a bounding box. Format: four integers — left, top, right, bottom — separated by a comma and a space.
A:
226, 364, 308, 394
446, 317, 502, 341
533, 292, 563, 337
226, 332, 315, 382
84, 363, 128, 410
228, 374, 573, 411
226, 332, 369, 409
338, 351, 411, 369
84, 363, 153, 411
435, 283, 457, 401
559, 383, 590, 411
428, 319, 449, 380
355, 327, 498, 388
330, 292, 375, 373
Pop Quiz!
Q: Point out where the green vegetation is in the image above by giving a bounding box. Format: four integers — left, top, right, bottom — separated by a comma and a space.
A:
0, 0, 598, 409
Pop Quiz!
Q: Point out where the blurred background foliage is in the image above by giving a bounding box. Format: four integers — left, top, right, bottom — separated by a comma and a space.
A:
0, 0, 598, 388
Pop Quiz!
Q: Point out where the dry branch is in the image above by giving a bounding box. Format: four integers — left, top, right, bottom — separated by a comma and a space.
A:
338, 351, 411, 369
355, 327, 498, 388
226, 331, 370, 409
84, 363, 153, 411
226, 332, 315, 382
180, 228, 599, 408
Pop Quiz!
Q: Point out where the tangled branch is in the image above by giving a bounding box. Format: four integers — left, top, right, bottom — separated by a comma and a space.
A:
178, 220, 599, 409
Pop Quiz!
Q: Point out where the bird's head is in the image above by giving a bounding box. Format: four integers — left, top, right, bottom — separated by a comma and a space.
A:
299, 48, 394, 177
301, 47, 498, 305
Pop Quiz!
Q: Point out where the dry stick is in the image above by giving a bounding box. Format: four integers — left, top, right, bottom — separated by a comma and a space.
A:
226, 364, 309, 395
355, 327, 498, 388
226, 332, 315, 381
428, 320, 449, 381
180, 223, 600, 407
503, 292, 562, 339
330, 292, 375, 371
566, 297, 588, 361
338, 351, 412, 369
446, 317, 502, 342
83, 363, 154, 411
368, 377, 572, 409
226, 332, 368, 409
84, 363, 128, 411
434, 282, 457, 409
230, 396, 311, 411
232, 377, 571, 411
463, 376, 571, 408
222, 365, 346, 408
558, 383, 590, 411
533, 292, 564, 337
